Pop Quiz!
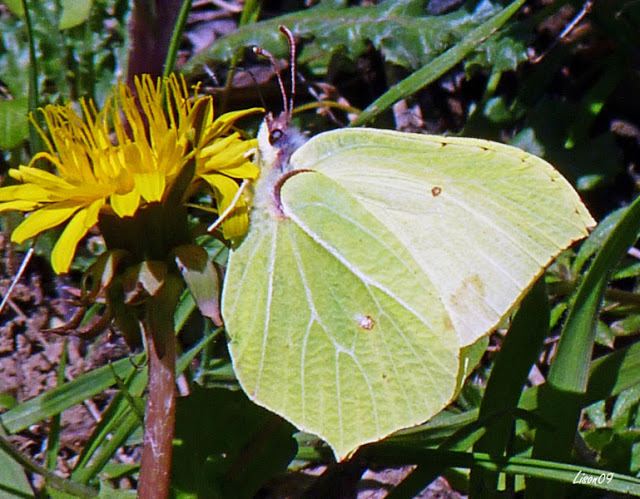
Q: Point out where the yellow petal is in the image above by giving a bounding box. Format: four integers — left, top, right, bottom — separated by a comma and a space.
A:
0, 184, 56, 202
203, 159, 260, 180
110, 189, 141, 218
201, 108, 263, 141
11, 200, 85, 243
10, 163, 74, 191
51, 198, 104, 273
199, 134, 241, 159
0, 200, 42, 212
200, 173, 248, 238
135, 172, 165, 202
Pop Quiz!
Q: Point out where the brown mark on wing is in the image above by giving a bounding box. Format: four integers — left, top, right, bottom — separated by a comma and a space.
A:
450, 274, 486, 309
355, 314, 376, 331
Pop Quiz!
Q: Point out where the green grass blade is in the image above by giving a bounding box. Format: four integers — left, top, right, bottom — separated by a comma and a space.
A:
382, 449, 640, 496
350, 0, 526, 126
21, 0, 42, 154
0, 427, 32, 498
470, 280, 550, 491
46, 340, 68, 471
72, 365, 145, 475
385, 281, 549, 497
0, 353, 145, 434
1, 321, 220, 436
586, 340, 640, 403
162, 0, 193, 78
551, 199, 640, 393
108, 364, 145, 425
238, 0, 262, 27
71, 410, 141, 485
529, 195, 640, 495
71, 331, 219, 483
0, 433, 97, 497
519, 341, 640, 414
387, 338, 640, 497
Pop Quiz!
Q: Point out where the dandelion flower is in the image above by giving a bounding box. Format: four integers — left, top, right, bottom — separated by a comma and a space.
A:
0, 74, 261, 273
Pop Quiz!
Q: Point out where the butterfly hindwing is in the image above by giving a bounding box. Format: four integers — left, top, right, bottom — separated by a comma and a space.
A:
223, 171, 460, 460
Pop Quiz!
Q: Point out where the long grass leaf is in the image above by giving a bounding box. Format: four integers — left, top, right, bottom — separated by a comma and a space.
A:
470, 280, 549, 492
530, 194, 640, 495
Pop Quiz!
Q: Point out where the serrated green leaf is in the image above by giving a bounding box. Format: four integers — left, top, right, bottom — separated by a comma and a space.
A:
184, 0, 506, 74
352, 0, 527, 125
466, 29, 528, 73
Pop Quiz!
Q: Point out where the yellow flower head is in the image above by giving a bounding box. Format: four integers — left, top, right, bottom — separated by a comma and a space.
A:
0, 74, 261, 274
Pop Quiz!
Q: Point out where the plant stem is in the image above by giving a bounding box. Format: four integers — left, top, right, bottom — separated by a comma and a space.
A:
138, 330, 175, 497
127, 0, 181, 84
138, 275, 182, 498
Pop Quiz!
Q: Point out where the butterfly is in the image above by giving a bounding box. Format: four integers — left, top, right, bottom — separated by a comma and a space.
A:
220, 26, 595, 461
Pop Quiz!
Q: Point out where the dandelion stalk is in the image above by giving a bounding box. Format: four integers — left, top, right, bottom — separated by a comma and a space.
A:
138, 273, 182, 498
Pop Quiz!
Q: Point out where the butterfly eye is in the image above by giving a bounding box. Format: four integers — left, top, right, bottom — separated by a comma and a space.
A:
269, 129, 283, 145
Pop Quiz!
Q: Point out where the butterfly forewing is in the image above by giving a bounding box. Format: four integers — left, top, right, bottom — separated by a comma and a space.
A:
289, 128, 596, 347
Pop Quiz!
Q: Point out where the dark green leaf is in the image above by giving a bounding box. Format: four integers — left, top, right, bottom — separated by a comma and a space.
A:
471, 280, 549, 492
171, 386, 297, 498
185, 0, 509, 74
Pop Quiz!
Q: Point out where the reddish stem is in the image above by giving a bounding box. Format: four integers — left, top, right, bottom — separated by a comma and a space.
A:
127, 0, 181, 84
138, 323, 175, 498
137, 276, 181, 498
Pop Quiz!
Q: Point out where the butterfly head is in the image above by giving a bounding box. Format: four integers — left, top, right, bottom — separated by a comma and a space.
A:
258, 110, 307, 173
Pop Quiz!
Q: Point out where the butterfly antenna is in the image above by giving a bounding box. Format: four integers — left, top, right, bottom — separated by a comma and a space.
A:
244, 67, 269, 110
253, 45, 289, 116
279, 25, 297, 119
